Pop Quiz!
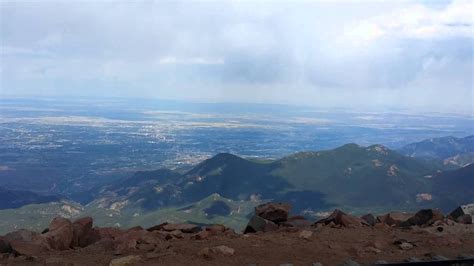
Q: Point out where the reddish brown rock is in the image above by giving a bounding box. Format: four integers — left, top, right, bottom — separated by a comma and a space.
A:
192, 230, 210, 240
44, 217, 74, 250
280, 216, 312, 228
376, 212, 412, 226
82, 238, 116, 252
315, 209, 368, 228
4, 230, 51, 256
0, 236, 11, 254
197, 247, 211, 258
428, 236, 463, 247
139, 231, 163, 245
146, 222, 168, 232
205, 224, 226, 234
109, 255, 142, 266
224, 228, 238, 237
360, 214, 376, 226
457, 214, 472, 224
114, 228, 155, 254
126, 226, 144, 232
96, 227, 124, 240
162, 223, 201, 233
71, 217, 93, 247
403, 209, 444, 227
255, 202, 291, 223
193, 224, 227, 240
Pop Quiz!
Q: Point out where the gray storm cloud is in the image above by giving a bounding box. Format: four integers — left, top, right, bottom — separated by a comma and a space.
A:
0, 0, 472, 114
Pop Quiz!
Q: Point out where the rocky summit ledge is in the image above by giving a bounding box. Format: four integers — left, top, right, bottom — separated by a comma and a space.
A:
0, 203, 473, 266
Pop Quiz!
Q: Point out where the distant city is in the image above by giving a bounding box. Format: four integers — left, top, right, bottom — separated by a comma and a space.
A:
1, 97, 472, 196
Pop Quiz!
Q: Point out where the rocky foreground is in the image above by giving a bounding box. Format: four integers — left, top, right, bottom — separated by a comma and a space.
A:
0, 203, 473, 266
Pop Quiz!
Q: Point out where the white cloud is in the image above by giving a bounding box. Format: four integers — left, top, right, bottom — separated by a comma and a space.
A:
0, 0, 472, 114
157, 56, 225, 65
345, 0, 473, 41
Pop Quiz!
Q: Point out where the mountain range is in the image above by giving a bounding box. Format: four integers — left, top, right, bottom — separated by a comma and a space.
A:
398, 135, 474, 167
0, 135, 472, 234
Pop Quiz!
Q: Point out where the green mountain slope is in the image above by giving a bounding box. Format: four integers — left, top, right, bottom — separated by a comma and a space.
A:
0, 194, 257, 234
273, 144, 434, 207
87, 144, 438, 215
2, 144, 473, 235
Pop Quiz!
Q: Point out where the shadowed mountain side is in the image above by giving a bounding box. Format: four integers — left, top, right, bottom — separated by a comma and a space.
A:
181, 153, 292, 202
0, 187, 61, 210
431, 164, 474, 212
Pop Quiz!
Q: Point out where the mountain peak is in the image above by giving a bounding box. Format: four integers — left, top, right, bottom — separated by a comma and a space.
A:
211, 153, 244, 162
366, 144, 391, 154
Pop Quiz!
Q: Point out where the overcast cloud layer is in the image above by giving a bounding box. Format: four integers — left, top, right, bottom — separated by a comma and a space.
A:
1, 0, 473, 114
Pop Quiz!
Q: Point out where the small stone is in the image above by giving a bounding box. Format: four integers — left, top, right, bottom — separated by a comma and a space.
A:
457, 254, 474, 259
205, 224, 226, 233
364, 246, 381, 254
211, 245, 235, 256
145, 251, 174, 259
405, 257, 421, 262
192, 230, 210, 240
432, 255, 449, 261
399, 242, 414, 250
312, 263, 323, 266
197, 247, 211, 258
374, 260, 388, 265
24, 255, 37, 261
299, 230, 313, 240
109, 255, 142, 266
137, 243, 155, 252
169, 230, 184, 239
162, 223, 201, 233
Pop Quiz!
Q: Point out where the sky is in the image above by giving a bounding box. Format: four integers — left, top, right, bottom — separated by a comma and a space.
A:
0, 0, 473, 114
